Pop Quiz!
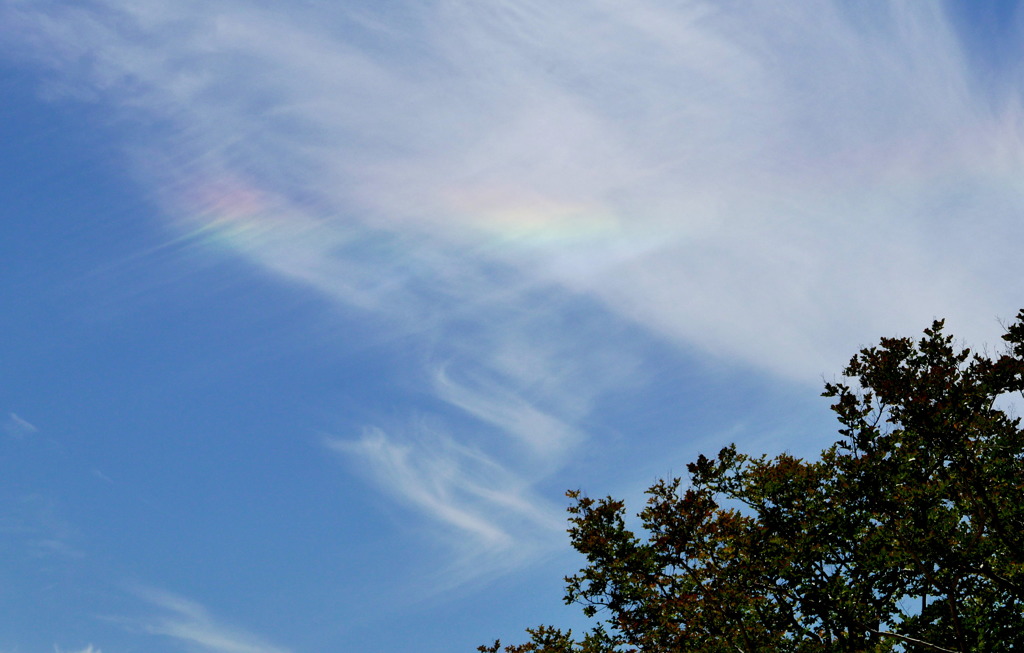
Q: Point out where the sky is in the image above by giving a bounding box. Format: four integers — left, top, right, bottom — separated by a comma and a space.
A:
2, 1, 1024, 651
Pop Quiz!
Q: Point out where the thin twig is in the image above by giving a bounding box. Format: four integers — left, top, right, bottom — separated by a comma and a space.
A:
870, 629, 959, 653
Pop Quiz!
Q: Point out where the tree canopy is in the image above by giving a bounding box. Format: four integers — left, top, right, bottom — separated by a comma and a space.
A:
482, 311, 1024, 653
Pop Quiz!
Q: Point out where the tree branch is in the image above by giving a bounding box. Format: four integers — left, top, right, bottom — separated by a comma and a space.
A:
870, 630, 959, 653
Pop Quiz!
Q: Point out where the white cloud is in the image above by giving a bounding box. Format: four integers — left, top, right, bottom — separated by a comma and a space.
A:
5, 0, 1016, 376
55, 646, 102, 653
433, 364, 582, 460
5, 413, 38, 439
128, 588, 291, 653
5, 0, 1024, 572
326, 426, 563, 555
0, 494, 82, 560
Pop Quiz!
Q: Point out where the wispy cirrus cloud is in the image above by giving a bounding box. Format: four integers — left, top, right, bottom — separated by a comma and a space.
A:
5, 412, 38, 439
0, 494, 83, 561
327, 426, 562, 549
124, 588, 291, 653
433, 365, 582, 461
4, 0, 1019, 371
4, 0, 1024, 572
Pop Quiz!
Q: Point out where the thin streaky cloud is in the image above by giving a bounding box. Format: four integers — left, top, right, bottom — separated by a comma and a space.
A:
326, 427, 563, 551
0, 494, 82, 561
5, 412, 39, 439
433, 364, 582, 461
127, 587, 292, 653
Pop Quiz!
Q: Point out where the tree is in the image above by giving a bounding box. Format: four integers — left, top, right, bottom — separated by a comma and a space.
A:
482, 311, 1024, 653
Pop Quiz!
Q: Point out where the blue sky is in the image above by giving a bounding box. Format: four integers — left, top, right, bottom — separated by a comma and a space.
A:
2, 2, 1024, 651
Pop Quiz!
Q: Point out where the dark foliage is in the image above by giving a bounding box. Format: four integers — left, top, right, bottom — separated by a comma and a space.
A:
482, 311, 1024, 652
